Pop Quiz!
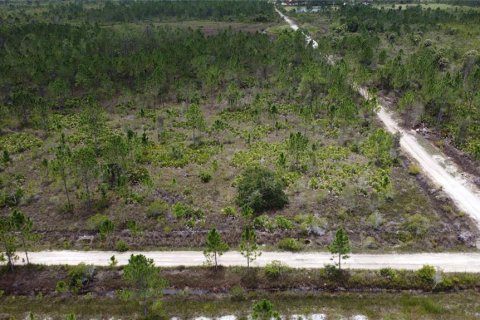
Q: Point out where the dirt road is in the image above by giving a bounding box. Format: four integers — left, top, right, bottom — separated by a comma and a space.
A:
277, 9, 480, 230
9, 250, 480, 272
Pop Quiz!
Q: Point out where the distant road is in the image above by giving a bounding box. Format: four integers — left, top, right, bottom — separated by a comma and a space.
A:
9, 250, 480, 272
276, 8, 480, 230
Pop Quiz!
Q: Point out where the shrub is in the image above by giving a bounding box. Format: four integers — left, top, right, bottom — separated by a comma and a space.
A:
126, 219, 142, 236
235, 166, 288, 213
66, 313, 77, 320
98, 218, 114, 238
55, 280, 68, 293
277, 238, 302, 252
264, 260, 291, 280
68, 264, 95, 293
253, 214, 274, 232
252, 299, 279, 319
405, 214, 430, 237
275, 216, 293, 230
86, 214, 110, 231
146, 200, 169, 219
222, 206, 237, 217
417, 265, 436, 285
408, 163, 421, 175
230, 285, 246, 302
116, 288, 132, 302
115, 240, 129, 252
199, 171, 212, 183
323, 264, 341, 279
172, 202, 204, 220
127, 166, 151, 185
380, 268, 397, 280
436, 276, 454, 291
367, 211, 383, 229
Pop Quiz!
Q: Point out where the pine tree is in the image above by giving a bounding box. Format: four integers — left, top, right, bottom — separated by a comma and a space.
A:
185, 103, 206, 143
203, 228, 229, 270
328, 228, 351, 271
11, 209, 35, 265
240, 226, 261, 268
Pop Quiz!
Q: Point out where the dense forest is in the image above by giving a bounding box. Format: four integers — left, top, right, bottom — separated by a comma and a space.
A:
46, 1, 277, 22
0, 0, 277, 23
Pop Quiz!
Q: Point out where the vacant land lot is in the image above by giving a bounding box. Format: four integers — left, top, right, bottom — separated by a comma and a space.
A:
0, 2, 478, 253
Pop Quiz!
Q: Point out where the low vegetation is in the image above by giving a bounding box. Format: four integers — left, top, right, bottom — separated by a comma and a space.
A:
2, 262, 480, 318
0, 0, 477, 255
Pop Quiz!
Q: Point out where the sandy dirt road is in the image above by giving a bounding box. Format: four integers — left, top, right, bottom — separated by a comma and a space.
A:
277, 9, 480, 230
7, 250, 480, 272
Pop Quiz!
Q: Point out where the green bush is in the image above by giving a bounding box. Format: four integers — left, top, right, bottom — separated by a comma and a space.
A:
252, 299, 280, 319
199, 171, 212, 183
230, 285, 246, 302
277, 238, 302, 252
323, 264, 341, 280
115, 240, 129, 252
417, 265, 435, 285
405, 214, 430, 237
275, 216, 293, 230
126, 219, 142, 236
222, 206, 237, 217
408, 163, 421, 175
435, 275, 454, 291
98, 218, 114, 238
86, 214, 110, 231
235, 166, 288, 213
380, 268, 397, 280
253, 214, 274, 232
66, 313, 77, 320
55, 280, 68, 293
127, 165, 151, 185
146, 200, 169, 219
264, 260, 291, 280
172, 202, 204, 220
68, 264, 95, 293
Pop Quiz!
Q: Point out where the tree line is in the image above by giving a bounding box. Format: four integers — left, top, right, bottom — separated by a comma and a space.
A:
42, 0, 277, 23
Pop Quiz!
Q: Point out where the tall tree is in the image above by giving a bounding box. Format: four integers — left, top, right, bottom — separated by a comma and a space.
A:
11, 209, 35, 265
287, 132, 309, 168
328, 228, 351, 271
185, 103, 206, 143
51, 134, 73, 209
80, 97, 106, 155
239, 225, 261, 268
123, 254, 167, 317
203, 228, 229, 270
34, 97, 51, 135
73, 146, 98, 204
10, 89, 35, 126
225, 83, 242, 109
103, 135, 129, 189
0, 216, 17, 271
